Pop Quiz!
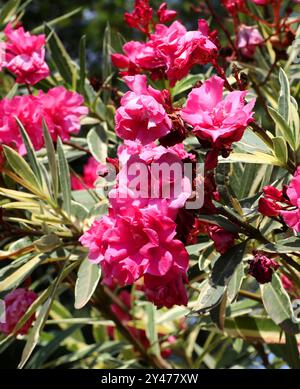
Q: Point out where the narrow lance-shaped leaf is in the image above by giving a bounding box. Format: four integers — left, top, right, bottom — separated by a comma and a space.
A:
57, 137, 72, 215
45, 24, 76, 86
15, 116, 43, 186
3, 145, 40, 190
42, 119, 59, 201
278, 68, 290, 122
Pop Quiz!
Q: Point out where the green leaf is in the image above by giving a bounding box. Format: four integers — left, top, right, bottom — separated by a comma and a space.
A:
172, 74, 204, 97
145, 303, 159, 356
202, 315, 300, 344
45, 24, 76, 86
32, 7, 82, 34
0, 255, 42, 293
0, 0, 21, 25
15, 117, 43, 186
3, 145, 40, 189
57, 137, 72, 215
268, 106, 296, 150
227, 261, 245, 303
261, 237, 300, 253
261, 273, 299, 334
26, 324, 82, 369
272, 136, 288, 165
79, 35, 86, 96
220, 151, 284, 167
74, 258, 101, 309
278, 68, 290, 122
210, 291, 227, 331
284, 333, 300, 369
193, 242, 247, 313
87, 126, 108, 164
102, 23, 112, 103
18, 260, 76, 368
42, 119, 59, 201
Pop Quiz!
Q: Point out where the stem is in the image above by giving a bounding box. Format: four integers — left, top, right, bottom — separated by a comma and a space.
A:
205, 0, 236, 54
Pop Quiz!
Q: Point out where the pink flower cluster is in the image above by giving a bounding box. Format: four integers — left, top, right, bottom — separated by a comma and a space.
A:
0, 288, 37, 335
0, 23, 49, 85
259, 167, 300, 233
112, 18, 218, 86
0, 86, 88, 154
80, 73, 193, 308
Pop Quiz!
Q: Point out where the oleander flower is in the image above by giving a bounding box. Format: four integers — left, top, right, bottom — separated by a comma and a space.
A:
221, 0, 245, 14
71, 157, 100, 190
248, 251, 279, 284
39, 86, 88, 142
144, 268, 188, 308
115, 75, 171, 144
0, 94, 44, 154
281, 167, 300, 232
79, 205, 189, 297
110, 143, 192, 219
157, 2, 177, 23
181, 75, 255, 148
1, 23, 49, 85
237, 25, 264, 57
0, 289, 37, 335
0, 87, 87, 153
112, 20, 218, 86
124, 0, 153, 34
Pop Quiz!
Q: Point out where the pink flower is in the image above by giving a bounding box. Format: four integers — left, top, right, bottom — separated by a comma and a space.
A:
144, 268, 188, 308
0, 87, 87, 154
221, 0, 245, 14
112, 20, 218, 86
250, 0, 272, 5
150, 20, 218, 86
71, 157, 100, 190
237, 25, 264, 57
281, 167, 300, 232
157, 3, 177, 23
258, 197, 281, 217
39, 87, 88, 142
181, 75, 255, 148
80, 205, 189, 294
0, 94, 44, 154
124, 0, 153, 34
207, 224, 236, 254
115, 75, 171, 144
0, 289, 37, 335
110, 143, 192, 219
248, 252, 279, 284
1, 23, 49, 85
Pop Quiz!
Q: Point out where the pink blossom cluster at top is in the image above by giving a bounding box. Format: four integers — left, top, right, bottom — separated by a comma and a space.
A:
0, 23, 49, 85
112, 11, 218, 86
258, 167, 300, 233
0, 86, 88, 154
0, 288, 37, 335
